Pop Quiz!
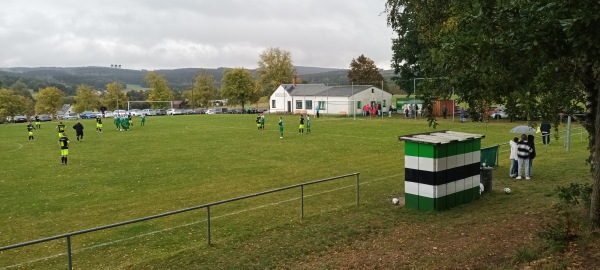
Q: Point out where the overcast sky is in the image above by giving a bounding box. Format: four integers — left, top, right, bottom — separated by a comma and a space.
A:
1, 0, 395, 70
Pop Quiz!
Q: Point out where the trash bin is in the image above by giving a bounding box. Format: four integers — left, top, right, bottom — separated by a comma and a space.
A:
480, 166, 493, 193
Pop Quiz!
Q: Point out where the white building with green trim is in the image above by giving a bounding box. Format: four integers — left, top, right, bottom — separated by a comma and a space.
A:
269, 84, 392, 116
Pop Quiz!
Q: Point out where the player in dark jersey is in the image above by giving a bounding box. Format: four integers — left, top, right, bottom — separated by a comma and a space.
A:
96, 115, 103, 132
298, 115, 305, 134
73, 121, 84, 142
256, 116, 261, 131
27, 122, 36, 141
34, 115, 41, 129
59, 132, 70, 165
56, 122, 66, 137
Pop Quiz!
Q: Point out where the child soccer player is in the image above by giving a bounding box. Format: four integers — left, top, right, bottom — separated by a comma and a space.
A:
306, 114, 311, 134
260, 113, 265, 130
96, 115, 103, 132
27, 122, 36, 141
56, 122, 66, 137
278, 117, 284, 138
114, 116, 121, 131
298, 115, 305, 134
59, 132, 70, 165
256, 116, 261, 131
141, 114, 146, 126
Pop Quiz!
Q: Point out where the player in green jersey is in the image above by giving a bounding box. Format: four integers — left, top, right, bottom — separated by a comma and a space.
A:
121, 116, 129, 131
306, 114, 311, 134
260, 113, 265, 130
141, 114, 146, 126
114, 116, 121, 131
279, 117, 284, 139
56, 122, 66, 137
59, 132, 69, 165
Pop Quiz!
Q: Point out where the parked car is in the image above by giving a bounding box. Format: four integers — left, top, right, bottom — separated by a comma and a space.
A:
13, 115, 28, 123
79, 111, 101, 119
37, 114, 53, 122
114, 110, 128, 117
103, 111, 114, 118
206, 109, 216, 115
141, 109, 156, 116
155, 109, 167, 116
63, 113, 79, 120
489, 107, 508, 119
183, 109, 195, 115
194, 109, 206, 114
166, 109, 183, 115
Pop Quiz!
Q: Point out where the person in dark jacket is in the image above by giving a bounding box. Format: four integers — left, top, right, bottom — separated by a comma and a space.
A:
516, 134, 532, 179
527, 134, 536, 177
73, 121, 84, 142
540, 122, 551, 144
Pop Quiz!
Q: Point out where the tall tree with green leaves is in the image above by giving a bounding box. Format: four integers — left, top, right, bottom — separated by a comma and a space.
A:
183, 71, 217, 108
102, 82, 128, 111
257, 47, 295, 96
221, 68, 260, 110
347, 54, 385, 87
72, 85, 101, 113
145, 71, 174, 109
35, 86, 64, 115
386, 0, 600, 226
0, 89, 34, 119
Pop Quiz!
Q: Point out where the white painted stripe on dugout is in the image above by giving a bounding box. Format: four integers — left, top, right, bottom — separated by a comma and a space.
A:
405, 181, 419, 195
405, 155, 419, 170
473, 151, 481, 163
464, 151, 473, 165
456, 153, 465, 167
418, 156, 435, 172
418, 183, 435, 198
446, 155, 457, 169
456, 179, 465, 192
436, 157, 447, 171
447, 181, 456, 195
464, 176, 474, 189
473, 174, 481, 186
435, 184, 447, 197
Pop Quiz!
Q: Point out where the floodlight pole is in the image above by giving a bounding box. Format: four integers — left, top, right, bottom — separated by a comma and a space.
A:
111, 64, 122, 115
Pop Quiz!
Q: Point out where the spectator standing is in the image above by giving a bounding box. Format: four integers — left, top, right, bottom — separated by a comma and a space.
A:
540, 122, 551, 144
527, 134, 536, 177
516, 134, 532, 179
509, 137, 519, 177
442, 105, 448, 119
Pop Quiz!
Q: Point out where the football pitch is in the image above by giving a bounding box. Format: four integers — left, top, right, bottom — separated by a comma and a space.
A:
0, 114, 591, 269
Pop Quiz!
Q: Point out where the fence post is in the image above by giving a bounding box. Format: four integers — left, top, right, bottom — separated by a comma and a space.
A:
66, 235, 73, 270
356, 173, 360, 205
206, 206, 211, 245
300, 185, 304, 219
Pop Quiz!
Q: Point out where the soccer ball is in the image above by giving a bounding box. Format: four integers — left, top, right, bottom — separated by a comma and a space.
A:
503, 187, 511, 194
392, 198, 400, 205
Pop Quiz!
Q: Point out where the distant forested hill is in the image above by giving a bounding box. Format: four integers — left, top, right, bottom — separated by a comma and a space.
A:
0, 66, 397, 94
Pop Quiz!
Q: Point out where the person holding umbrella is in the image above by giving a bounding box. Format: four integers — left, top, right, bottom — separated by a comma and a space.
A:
516, 134, 533, 180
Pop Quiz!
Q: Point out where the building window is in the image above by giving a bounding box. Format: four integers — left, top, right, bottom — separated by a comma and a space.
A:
296, 100, 303, 109
383, 100, 387, 107
306, 100, 313, 110
357, 101, 362, 109
271, 100, 276, 108
318, 101, 326, 110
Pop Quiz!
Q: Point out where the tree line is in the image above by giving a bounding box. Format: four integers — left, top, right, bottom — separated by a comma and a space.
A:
1, 49, 387, 120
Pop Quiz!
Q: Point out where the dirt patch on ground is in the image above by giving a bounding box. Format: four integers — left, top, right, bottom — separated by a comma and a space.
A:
282, 209, 596, 269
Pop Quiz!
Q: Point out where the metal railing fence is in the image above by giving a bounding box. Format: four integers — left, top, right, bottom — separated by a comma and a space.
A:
0, 172, 360, 270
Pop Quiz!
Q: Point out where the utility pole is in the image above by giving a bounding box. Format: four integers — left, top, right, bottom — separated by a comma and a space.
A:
111, 64, 121, 116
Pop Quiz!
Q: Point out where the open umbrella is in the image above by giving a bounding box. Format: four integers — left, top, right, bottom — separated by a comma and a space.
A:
510, 125, 536, 134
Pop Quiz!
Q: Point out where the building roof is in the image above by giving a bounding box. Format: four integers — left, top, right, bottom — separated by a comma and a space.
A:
282, 84, 384, 97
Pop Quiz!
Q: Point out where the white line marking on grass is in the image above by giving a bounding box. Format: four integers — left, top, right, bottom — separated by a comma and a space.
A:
7, 142, 23, 152
0, 173, 402, 269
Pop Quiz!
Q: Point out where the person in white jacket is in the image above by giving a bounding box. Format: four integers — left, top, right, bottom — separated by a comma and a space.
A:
509, 137, 519, 177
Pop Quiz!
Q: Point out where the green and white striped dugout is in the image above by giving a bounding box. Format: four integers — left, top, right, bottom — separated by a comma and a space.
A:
399, 131, 485, 211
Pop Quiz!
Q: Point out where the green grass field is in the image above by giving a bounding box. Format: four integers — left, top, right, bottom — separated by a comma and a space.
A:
0, 114, 592, 269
